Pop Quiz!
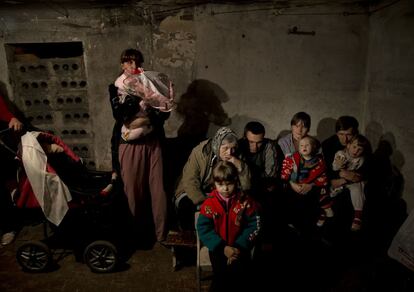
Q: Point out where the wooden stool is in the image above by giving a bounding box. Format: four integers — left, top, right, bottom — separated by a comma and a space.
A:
162, 230, 197, 271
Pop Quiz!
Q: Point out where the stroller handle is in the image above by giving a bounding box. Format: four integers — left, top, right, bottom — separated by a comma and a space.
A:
0, 127, 12, 134
0, 127, 17, 155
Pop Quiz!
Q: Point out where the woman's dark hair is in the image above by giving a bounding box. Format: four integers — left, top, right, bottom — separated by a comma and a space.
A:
120, 48, 144, 66
291, 112, 311, 129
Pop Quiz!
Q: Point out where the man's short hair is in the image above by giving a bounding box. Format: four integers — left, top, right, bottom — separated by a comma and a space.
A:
335, 116, 359, 133
291, 112, 311, 129
244, 121, 265, 136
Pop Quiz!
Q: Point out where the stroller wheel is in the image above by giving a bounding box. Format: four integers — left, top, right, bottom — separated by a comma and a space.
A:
16, 241, 52, 272
83, 240, 118, 273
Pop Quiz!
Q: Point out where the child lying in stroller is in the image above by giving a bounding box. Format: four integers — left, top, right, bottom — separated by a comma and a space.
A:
9, 130, 127, 273
15, 130, 79, 226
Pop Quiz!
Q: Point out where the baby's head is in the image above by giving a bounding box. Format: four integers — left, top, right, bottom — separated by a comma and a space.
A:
347, 134, 371, 158
299, 136, 320, 158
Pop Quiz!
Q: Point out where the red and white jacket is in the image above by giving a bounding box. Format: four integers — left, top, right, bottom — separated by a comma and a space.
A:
281, 152, 328, 187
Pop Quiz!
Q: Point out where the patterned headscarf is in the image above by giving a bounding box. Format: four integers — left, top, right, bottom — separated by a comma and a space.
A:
211, 127, 238, 159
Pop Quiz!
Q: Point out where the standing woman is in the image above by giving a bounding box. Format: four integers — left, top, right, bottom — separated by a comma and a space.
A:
109, 48, 170, 243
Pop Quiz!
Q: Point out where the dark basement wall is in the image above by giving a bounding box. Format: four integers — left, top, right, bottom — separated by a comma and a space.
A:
0, 1, 413, 210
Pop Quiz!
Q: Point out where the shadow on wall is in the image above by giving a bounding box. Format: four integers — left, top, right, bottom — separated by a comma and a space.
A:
316, 117, 337, 143
224, 114, 276, 139
176, 79, 231, 143
274, 113, 295, 142
163, 79, 231, 200
275, 129, 290, 142
365, 121, 407, 251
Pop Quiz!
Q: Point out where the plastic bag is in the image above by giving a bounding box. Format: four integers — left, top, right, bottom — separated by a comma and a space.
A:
388, 209, 414, 271
123, 68, 175, 112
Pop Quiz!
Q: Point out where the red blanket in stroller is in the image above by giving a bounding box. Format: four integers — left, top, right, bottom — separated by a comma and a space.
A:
16, 131, 80, 226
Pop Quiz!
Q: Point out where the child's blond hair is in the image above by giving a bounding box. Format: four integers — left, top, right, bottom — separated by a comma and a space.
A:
300, 135, 320, 156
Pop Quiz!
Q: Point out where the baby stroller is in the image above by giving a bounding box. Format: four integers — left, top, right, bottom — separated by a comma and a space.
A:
0, 128, 126, 273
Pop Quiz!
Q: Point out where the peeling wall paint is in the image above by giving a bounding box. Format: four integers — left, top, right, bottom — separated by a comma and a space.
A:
153, 13, 195, 70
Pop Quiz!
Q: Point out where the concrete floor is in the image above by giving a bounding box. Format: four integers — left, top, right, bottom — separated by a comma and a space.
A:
1, 219, 413, 292
1, 191, 413, 292
0, 223, 202, 292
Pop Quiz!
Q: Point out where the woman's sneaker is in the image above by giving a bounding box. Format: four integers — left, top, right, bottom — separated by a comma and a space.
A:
316, 214, 326, 227
351, 218, 362, 231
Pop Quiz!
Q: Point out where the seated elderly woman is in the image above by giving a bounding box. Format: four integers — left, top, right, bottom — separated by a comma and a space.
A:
174, 127, 251, 230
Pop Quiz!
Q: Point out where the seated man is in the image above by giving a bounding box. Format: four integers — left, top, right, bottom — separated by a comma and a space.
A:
322, 116, 368, 232
322, 116, 362, 191
174, 127, 251, 230
238, 121, 280, 197
238, 121, 280, 243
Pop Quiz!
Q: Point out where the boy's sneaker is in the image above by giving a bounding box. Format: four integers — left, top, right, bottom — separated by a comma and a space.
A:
325, 207, 334, 218
1, 231, 16, 246
316, 214, 326, 227
351, 218, 362, 231
100, 183, 114, 197
330, 186, 344, 198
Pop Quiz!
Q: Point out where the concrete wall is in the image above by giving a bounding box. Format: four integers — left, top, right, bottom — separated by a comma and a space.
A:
0, 1, 412, 210
366, 0, 414, 211
192, 4, 368, 139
